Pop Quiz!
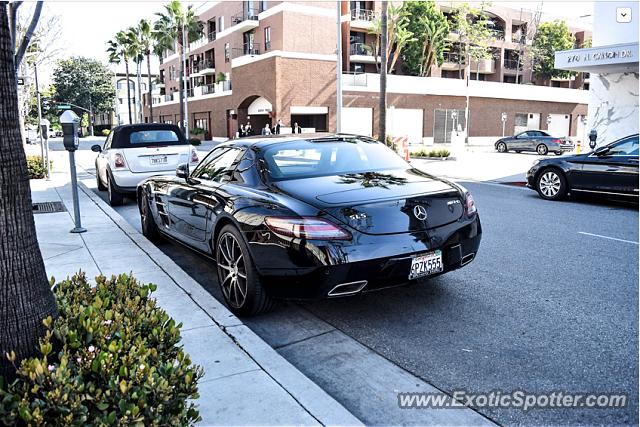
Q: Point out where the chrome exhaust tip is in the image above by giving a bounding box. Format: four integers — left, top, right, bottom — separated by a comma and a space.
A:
327, 280, 368, 297
461, 253, 475, 266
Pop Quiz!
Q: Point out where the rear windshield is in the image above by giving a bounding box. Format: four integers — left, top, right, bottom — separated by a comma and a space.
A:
262, 138, 409, 181
112, 127, 186, 148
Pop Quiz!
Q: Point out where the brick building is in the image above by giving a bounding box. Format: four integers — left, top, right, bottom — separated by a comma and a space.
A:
146, 1, 590, 145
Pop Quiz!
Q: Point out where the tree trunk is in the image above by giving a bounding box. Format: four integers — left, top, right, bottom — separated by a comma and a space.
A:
146, 52, 153, 123
0, 4, 58, 382
136, 61, 143, 124
178, 38, 185, 133
378, 1, 387, 144
124, 59, 133, 124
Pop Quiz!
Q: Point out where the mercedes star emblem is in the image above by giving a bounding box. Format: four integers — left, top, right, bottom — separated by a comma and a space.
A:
413, 205, 428, 221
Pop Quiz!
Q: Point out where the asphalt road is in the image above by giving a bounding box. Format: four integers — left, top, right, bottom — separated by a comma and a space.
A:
88, 173, 638, 426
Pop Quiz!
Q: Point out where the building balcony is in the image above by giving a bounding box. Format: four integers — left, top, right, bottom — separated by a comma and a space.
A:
232, 43, 262, 59
511, 32, 526, 43
503, 58, 523, 71
350, 9, 377, 31
469, 58, 495, 74
189, 81, 232, 98
441, 52, 465, 70
350, 42, 378, 63
490, 29, 505, 41
208, 31, 216, 42
195, 59, 216, 75
230, 10, 259, 32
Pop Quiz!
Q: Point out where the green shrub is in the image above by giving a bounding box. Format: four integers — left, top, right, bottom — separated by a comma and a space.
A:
0, 273, 203, 426
26, 156, 52, 179
411, 148, 450, 158
188, 137, 201, 146
101, 129, 111, 137
190, 127, 206, 136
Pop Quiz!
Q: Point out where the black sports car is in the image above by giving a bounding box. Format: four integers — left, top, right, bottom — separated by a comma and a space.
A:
526, 134, 639, 200
495, 130, 574, 155
137, 134, 482, 316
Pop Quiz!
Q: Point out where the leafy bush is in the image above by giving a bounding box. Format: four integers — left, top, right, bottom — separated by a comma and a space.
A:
190, 127, 206, 136
26, 156, 52, 179
411, 148, 451, 158
0, 273, 203, 426
188, 138, 201, 146
101, 129, 111, 136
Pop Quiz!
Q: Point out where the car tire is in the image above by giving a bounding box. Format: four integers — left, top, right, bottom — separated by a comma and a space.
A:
107, 174, 124, 206
96, 167, 107, 191
140, 191, 161, 242
497, 142, 508, 153
536, 168, 567, 201
554, 151, 563, 156
536, 144, 549, 155
216, 224, 274, 317
515, 150, 521, 153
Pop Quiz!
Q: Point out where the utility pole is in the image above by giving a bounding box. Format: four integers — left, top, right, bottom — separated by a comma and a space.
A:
34, 61, 45, 168
335, 0, 343, 133
464, 51, 470, 145
379, 1, 388, 144
182, 24, 190, 138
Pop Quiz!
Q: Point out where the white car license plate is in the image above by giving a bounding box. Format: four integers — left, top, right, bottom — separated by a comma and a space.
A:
409, 250, 443, 280
150, 155, 168, 165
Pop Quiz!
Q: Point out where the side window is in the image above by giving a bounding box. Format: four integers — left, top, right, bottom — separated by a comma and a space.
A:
609, 136, 639, 156
192, 147, 243, 182
519, 132, 529, 138
103, 132, 114, 150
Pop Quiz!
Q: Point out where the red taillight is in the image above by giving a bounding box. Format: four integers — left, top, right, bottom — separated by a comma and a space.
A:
552, 139, 563, 144
265, 217, 352, 240
190, 149, 199, 163
114, 153, 126, 168
465, 193, 477, 217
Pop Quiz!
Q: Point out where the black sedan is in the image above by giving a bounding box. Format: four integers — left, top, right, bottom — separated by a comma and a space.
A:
495, 130, 574, 155
526, 134, 639, 201
137, 134, 482, 316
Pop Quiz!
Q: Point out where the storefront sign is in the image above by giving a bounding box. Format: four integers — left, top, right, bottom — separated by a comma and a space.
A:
555, 42, 639, 72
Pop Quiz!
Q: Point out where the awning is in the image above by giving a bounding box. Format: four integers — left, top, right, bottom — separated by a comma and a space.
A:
555, 42, 639, 73
290, 106, 329, 115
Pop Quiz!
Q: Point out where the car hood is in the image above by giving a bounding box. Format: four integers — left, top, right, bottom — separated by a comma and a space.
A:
270, 168, 465, 235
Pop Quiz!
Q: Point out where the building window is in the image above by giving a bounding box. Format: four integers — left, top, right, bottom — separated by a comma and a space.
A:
118, 98, 124, 104
260, 1, 268, 12
117, 80, 134, 90
217, 16, 224, 32
264, 27, 271, 50
195, 118, 209, 132
350, 62, 365, 73
224, 43, 230, 62
140, 82, 147, 91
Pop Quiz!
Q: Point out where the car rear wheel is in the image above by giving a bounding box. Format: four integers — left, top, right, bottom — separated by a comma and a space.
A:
554, 151, 563, 156
536, 144, 549, 155
216, 225, 274, 316
140, 192, 161, 242
536, 169, 567, 200
107, 174, 124, 206
497, 142, 507, 153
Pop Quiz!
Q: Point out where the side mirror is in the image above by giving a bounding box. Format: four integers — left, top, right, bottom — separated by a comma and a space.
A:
176, 163, 189, 179
91, 144, 102, 153
594, 146, 610, 156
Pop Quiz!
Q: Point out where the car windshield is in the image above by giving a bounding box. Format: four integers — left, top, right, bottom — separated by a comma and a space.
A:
261, 138, 409, 181
129, 129, 181, 145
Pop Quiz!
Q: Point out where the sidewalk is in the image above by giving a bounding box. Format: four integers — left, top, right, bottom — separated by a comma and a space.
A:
31, 170, 362, 426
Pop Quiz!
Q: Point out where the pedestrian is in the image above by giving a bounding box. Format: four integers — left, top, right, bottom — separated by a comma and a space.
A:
293, 122, 302, 134
261, 123, 272, 135
246, 122, 253, 136
276, 118, 283, 134
239, 123, 246, 137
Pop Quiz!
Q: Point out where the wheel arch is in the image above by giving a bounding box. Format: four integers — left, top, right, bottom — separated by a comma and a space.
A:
535, 164, 569, 187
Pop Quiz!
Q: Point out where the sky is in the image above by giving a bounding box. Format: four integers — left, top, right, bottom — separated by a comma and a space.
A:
28, 0, 594, 82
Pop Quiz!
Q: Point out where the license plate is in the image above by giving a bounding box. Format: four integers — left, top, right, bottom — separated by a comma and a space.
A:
150, 155, 168, 165
409, 250, 443, 280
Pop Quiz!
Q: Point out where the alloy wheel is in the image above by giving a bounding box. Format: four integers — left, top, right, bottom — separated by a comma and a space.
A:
216, 232, 248, 309
539, 171, 561, 197
497, 142, 506, 153
537, 144, 548, 155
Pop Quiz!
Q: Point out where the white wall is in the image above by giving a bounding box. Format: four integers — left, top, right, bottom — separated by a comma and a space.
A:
548, 114, 571, 137
387, 108, 423, 144
593, 2, 639, 46
341, 107, 372, 136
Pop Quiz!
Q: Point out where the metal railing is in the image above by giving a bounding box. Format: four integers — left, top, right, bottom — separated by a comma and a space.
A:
350, 43, 372, 56
490, 29, 505, 40
343, 72, 368, 87
231, 10, 259, 25
208, 31, 217, 42
503, 58, 522, 70
351, 9, 376, 21
232, 43, 261, 58
265, 41, 271, 51
511, 32, 526, 43
443, 52, 463, 63
201, 84, 216, 95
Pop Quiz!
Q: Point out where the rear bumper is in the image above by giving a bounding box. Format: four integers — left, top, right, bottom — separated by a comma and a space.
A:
111, 164, 197, 193
248, 215, 482, 300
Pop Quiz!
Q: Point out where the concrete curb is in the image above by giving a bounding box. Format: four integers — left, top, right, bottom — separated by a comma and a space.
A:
77, 180, 363, 426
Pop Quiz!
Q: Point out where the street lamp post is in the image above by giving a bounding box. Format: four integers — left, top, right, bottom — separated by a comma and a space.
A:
335, 0, 343, 133
33, 61, 45, 169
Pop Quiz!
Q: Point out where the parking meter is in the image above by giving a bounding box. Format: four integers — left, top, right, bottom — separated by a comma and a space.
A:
60, 110, 80, 151
59, 110, 86, 233
588, 129, 597, 149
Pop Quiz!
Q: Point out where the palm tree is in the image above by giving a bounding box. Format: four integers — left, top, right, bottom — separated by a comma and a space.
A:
154, 1, 203, 133
107, 30, 133, 124
126, 26, 144, 124
137, 19, 155, 123
0, 3, 58, 381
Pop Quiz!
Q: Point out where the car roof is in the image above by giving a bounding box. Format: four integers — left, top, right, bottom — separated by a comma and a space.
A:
111, 123, 181, 132
225, 133, 379, 149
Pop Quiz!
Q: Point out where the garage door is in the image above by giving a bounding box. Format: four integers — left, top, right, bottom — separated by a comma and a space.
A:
548, 114, 570, 137
387, 108, 423, 144
341, 107, 373, 137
